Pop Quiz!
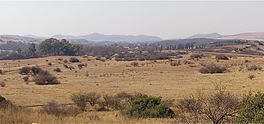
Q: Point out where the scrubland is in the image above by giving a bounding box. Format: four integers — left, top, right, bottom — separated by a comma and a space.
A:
1, 53, 264, 123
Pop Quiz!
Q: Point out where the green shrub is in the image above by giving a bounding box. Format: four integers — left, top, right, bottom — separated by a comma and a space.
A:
237, 92, 264, 123
122, 94, 174, 118
199, 64, 226, 74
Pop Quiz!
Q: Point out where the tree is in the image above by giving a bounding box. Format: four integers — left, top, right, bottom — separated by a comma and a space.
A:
39, 38, 81, 56
177, 86, 240, 124
26, 43, 36, 57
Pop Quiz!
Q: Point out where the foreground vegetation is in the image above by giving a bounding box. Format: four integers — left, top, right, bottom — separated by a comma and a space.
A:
1, 86, 264, 123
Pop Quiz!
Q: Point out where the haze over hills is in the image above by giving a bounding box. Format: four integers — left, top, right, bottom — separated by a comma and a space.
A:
219, 32, 264, 41
188, 33, 221, 39
52, 33, 162, 43
188, 32, 264, 41
1, 32, 264, 44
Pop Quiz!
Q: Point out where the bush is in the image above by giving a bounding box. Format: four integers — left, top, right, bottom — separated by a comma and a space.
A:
19, 67, 31, 75
237, 92, 264, 123
122, 94, 174, 118
63, 60, 68, 63
248, 74, 255, 80
247, 65, 262, 71
54, 68, 61, 72
69, 57, 80, 63
0, 81, 6, 87
177, 87, 240, 123
215, 54, 229, 60
71, 92, 101, 111
100, 95, 123, 111
77, 63, 87, 70
31, 66, 42, 76
199, 64, 227, 74
0, 70, 3, 75
0, 96, 6, 103
42, 101, 80, 117
33, 71, 59, 85
22, 76, 29, 82
131, 62, 139, 67
0, 96, 14, 109
170, 61, 180, 66
48, 62, 52, 66
100, 93, 131, 111
190, 53, 203, 60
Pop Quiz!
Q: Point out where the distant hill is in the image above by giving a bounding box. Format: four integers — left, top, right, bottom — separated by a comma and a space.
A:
0, 35, 41, 43
220, 32, 264, 41
189, 33, 221, 39
52, 33, 162, 43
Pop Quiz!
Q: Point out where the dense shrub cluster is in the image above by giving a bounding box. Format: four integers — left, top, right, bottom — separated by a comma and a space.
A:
122, 94, 174, 118
199, 64, 227, 74
19, 66, 59, 85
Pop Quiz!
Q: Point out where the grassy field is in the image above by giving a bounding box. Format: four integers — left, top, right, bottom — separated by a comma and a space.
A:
1, 54, 264, 123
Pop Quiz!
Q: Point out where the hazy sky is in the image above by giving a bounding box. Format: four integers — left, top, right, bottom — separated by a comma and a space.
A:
0, 1, 264, 39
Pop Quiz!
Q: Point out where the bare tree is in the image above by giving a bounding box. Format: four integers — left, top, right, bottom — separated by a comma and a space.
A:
177, 86, 240, 124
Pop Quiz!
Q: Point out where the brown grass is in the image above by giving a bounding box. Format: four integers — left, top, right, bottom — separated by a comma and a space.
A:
1, 54, 264, 122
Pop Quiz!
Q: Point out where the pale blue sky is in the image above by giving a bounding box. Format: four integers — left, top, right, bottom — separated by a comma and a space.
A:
0, 1, 264, 39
